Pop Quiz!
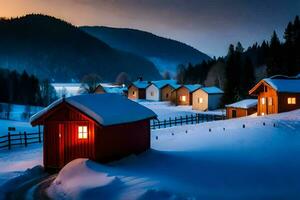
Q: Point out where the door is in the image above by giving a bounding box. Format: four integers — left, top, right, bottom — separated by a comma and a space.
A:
58, 123, 65, 168
232, 110, 237, 118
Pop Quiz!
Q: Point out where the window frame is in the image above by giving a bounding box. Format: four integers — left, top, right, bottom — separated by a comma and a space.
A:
78, 125, 88, 139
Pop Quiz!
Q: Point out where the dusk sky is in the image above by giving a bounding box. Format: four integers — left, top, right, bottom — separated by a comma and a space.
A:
1, 0, 299, 56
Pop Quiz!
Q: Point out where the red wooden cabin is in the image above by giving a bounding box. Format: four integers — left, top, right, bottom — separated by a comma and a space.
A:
30, 94, 156, 170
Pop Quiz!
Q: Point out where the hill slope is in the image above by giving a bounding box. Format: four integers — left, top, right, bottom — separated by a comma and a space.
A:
81, 26, 211, 74
0, 15, 161, 82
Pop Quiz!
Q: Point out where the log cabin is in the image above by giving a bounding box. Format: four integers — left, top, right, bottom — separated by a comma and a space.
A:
30, 94, 157, 170
171, 84, 202, 106
128, 80, 150, 100
192, 87, 224, 111
249, 75, 300, 116
226, 99, 257, 119
145, 80, 177, 101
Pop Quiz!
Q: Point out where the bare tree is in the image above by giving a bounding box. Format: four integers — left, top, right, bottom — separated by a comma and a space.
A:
115, 72, 131, 86
80, 73, 102, 94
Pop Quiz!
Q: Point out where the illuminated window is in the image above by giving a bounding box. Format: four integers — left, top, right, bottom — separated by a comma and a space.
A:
78, 126, 88, 139
268, 97, 272, 106
199, 98, 203, 103
180, 95, 187, 102
261, 97, 265, 105
151, 91, 154, 96
261, 112, 265, 116
288, 97, 296, 105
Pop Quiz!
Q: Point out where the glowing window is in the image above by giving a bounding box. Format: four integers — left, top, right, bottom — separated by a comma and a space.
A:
261, 112, 265, 116
261, 97, 265, 105
268, 97, 272, 106
180, 96, 187, 102
78, 126, 88, 139
199, 98, 203, 103
288, 97, 296, 104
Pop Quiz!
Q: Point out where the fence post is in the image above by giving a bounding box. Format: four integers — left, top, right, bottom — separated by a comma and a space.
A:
24, 131, 27, 147
8, 132, 11, 150
164, 119, 166, 128
180, 116, 183, 125
191, 114, 194, 124
186, 115, 188, 124
38, 125, 41, 143
158, 120, 161, 129
19, 131, 22, 144
169, 117, 172, 127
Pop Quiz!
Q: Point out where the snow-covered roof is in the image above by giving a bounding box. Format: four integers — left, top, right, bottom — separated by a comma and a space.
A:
264, 78, 300, 93
200, 87, 224, 94
168, 83, 181, 90
131, 81, 150, 89
30, 94, 157, 126
151, 80, 177, 89
103, 86, 127, 94
226, 99, 257, 109
183, 84, 202, 92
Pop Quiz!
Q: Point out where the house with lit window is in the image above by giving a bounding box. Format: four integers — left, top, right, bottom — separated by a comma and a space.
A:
225, 99, 257, 119
161, 83, 181, 101
128, 80, 150, 100
171, 84, 202, 106
94, 83, 127, 95
249, 75, 300, 116
145, 80, 177, 101
192, 86, 224, 111
30, 94, 157, 170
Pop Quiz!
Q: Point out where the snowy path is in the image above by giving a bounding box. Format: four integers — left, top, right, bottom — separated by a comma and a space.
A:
47, 110, 300, 200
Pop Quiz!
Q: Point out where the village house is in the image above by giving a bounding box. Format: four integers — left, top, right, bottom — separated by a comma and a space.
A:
127, 80, 150, 100
226, 99, 258, 119
192, 86, 224, 111
30, 94, 157, 170
161, 83, 181, 101
249, 75, 300, 116
171, 84, 202, 106
94, 83, 127, 96
145, 80, 177, 101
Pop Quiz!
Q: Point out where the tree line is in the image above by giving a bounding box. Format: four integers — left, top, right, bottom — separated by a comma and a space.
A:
177, 15, 300, 105
0, 68, 57, 106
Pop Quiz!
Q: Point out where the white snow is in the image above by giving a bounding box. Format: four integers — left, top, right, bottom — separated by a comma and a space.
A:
47, 109, 300, 200
0, 143, 42, 187
226, 99, 257, 109
200, 86, 224, 94
30, 94, 157, 126
264, 78, 300, 93
131, 80, 150, 89
150, 80, 177, 89
0, 119, 40, 137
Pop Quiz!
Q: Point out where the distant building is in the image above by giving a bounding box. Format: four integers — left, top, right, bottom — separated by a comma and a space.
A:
192, 87, 223, 111
94, 83, 127, 96
171, 84, 202, 106
30, 94, 156, 170
145, 80, 177, 101
249, 75, 300, 116
226, 99, 257, 119
161, 83, 181, 101
128, 80, 150, 100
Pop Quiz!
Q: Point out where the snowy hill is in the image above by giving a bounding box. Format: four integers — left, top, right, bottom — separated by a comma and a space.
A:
45, 110, 300, 199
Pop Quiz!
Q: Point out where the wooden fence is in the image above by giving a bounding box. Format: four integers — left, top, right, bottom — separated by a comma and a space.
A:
0, 131, 43, 150
151, 113, 225, 129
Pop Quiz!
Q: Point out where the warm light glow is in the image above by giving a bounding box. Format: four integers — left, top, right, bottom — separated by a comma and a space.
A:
288, 97, 296, 104
78, 126, 88, 139
180, 95, 187, 102
268, 97, 272, 106
261, 97, 265, 105
261, 112, 265, 116
199, 98, 203, 103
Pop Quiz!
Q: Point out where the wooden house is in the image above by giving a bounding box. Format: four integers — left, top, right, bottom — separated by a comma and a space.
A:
171, 84, 202, 106
30, 94, 156, 170
226, 99, 257, 119
161, 83, 181, 101
145, 80, 177, 101
128, 80, 150, 100
192, 87, 224, 111
249, 75, 300, 116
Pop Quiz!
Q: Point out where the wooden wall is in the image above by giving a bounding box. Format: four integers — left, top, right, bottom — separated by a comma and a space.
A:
128, 85, 146, 99
192, 89, 208, 111
94, 120, 150, 163
161, 85, 174, 101
172, 87, 191, 106
226, 107, 256, 119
